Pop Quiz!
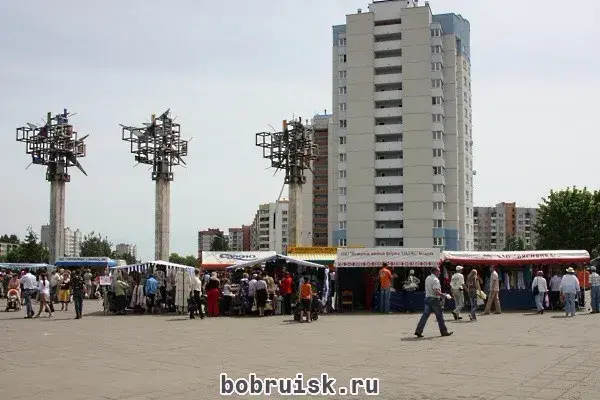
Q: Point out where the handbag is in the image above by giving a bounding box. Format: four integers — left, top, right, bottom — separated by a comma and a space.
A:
251, 297, 257, 312
476, 289, 487, 300
403, 282, 418, 291
533, 278, 539, 296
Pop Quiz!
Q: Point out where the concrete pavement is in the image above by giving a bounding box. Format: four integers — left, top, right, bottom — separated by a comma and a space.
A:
1, 300, 599, 399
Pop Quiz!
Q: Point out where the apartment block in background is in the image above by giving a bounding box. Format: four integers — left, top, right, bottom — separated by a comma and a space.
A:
228, 228, 245, 251
329, 0, 473, 251
473, 202, 538, 250
311, 114, 332, 246
41, 225, 82, 257
249, 200, 289, 253
115, 243, 138, 260
197, 228, 224, 256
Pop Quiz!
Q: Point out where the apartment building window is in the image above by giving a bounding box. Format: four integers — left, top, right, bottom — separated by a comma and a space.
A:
432, 131, 443, 140
339, 187, 347, 196
339, 153, 346, 162
339, 204, 347, 213
339, 119, 347, 128
463, 76, 467, 85
432, 114, 443, 123
339, 136, 346, 145
432, 62, 442, 71
433, 184, 444, 192
431, 45, 442, 54
466, 190, 470, 201
339, 170, 346, 179
432, 79, 442, 88
434, 219, 444, 228
434, 201, 444, 210
338, 37, 346, 46
433, 166, 444, 175
339, 103, 347, 111
338, 70, 347, 79
339, 54, 347, 63
433, 237, 444, 246
339, 221, 346, 229
433, 148, 443, 157
431, 28, 441, 37
339, 86, 347, 95
432, 97, 443, 105
338, 238, 347, 246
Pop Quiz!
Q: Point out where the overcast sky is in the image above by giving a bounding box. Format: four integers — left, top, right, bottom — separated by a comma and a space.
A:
1, 0, 597, 260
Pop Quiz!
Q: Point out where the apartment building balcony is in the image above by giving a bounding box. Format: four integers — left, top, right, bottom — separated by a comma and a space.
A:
432, 104, 444, 115
375, 158, 403, 169
374, 90, 402, 102
375, 141, 402, 152
374, 193, 403, 204
375, 40, 402, 52
374, 74, 402, 85
433, 192, 446, 203
431, 53, 443, 64
375, 107, 402, 119
431, 36, 443, 46
431, 87, 444, 98
432, 157, 445, 168
375, 176, 402, 186
374, 56, 402, 69
374, 228, 403, 238
432, 122, 444, 131
374, 24, 401, 36
375, 124, 402, 135
374, 211, 403, 221
433, 210, 445, 220
433, 138, 445, 149
433, 175, 445, 185
431, 70, 443, 81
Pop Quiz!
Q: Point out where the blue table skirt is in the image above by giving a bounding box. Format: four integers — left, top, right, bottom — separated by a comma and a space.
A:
372, 289, 538, 312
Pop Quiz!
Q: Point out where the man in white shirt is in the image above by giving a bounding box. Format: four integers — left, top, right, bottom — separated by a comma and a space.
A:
20, 268, 38, 318
532, 271, 548, 314
189, 269, 205, 319
588, 266, 600, 314
549, 273, 562, 310
450, 266, 466, 320
484, 266, 501, 315
560, 267, 580, 317
414, 267, 453, 338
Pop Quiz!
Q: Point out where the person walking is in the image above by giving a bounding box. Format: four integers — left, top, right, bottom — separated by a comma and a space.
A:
549, 272, 562, 310
280, 272, 293, 315
450, 266, 466, 320
466, 269, 480, 321
190, 269, 205, 319
144, 274, 159, 314
484, 266, 501, 315
35, 272, 53, 318
414, 267, 452, 338
560, 267, 580, 317
532, 270, 548, 314
20, 268, 37, 318
114, 274, 129, 315
71, 270, 86, 319
588, 266, 600, 314
379, 263, 393, 313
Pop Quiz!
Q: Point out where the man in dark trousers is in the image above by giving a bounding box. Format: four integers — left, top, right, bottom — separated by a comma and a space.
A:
71, 270, 86, 319
415, 267, 453, 338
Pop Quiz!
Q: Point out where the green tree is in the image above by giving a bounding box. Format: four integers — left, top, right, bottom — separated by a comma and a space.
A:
5, 227, 49, 263
504, 235, 526, 251
169, 252, 198, 267
534, 187, 600, 256
210, 232, 229, 251
0, 234, 20, 244
80, 232, 113, 257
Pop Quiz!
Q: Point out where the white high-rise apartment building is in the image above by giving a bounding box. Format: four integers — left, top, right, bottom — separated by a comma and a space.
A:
329, 0, 473, 251
115, 243, 138, 260
41, 225, 82, 257
250, 200, 289, 254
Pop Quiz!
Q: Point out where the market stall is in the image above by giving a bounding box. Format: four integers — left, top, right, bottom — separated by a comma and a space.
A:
55, 257, 117, 270
201, 251, 276, 270
334, 248, 441, 312
110, 260, 195, 314
441, 250, 591, 310
286, 247, 337, 267
0, 263, 53, 271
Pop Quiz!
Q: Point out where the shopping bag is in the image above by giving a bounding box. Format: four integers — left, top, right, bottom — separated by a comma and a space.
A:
476, 289, 487, 300
477, 297, 484, 306
544, 293, 549, 308
251, 298, 257, 312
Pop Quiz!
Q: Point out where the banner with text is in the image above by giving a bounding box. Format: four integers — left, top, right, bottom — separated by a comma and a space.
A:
201, 251, 277, 267
335, 248, 441, 268
442, 250, 590, 265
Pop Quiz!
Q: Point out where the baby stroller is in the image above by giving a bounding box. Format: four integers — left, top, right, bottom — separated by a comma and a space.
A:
293, 294, 322, 322
5, 289, 21, 312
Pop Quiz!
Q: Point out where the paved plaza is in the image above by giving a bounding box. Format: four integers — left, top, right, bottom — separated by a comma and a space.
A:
1, 300, 600, 400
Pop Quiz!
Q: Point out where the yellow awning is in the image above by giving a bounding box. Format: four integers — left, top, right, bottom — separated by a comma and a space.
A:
289, 253, 336, 262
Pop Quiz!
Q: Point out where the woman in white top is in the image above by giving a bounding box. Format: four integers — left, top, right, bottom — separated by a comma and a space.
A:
532, 271, 548, 314
36, 272, 53, 318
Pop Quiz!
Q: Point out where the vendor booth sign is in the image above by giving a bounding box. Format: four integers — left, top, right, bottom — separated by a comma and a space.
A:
288, 247, 338, 255
201, 251, 276, 268
335, 248, 440, 268
442, 250, 590, 265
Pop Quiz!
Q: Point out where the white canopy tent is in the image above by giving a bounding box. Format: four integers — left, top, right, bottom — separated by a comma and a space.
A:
225, 254, 327, 270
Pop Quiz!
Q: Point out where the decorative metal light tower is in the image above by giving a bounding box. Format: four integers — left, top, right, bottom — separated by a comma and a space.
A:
16, 109, 88, 264
256, 117, 318, 248
121, 109, 188, 261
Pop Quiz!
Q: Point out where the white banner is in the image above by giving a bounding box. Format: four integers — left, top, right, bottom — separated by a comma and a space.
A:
201, 251, 277, 267
335, 248, 440, 268
442, 250, 590, 265
56, 257, 111, 262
